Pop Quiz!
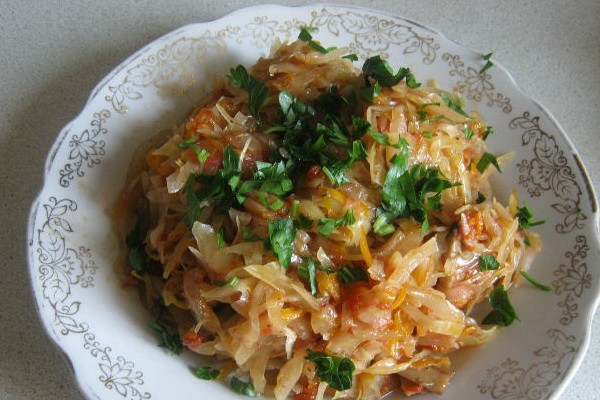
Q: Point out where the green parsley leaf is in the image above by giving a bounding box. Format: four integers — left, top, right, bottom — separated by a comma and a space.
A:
479, 254, 500, 271
128, 247, 146, 274
483, 126, 494, 140
238, 159, 294, 200
306, 350, 355, 391
376, 144, 459, 234
462, 126, 475, 139
195, 366, 220, 380
214, 276, 239, 287
322, 163, 351, 186
297, 257, 322, 296
294, 214, 313, 230
480, 52, 494, 74
362, 56, 421, 88
242, 227, 261, 242
405, 72, 421, 89
520, 271, 553, 292
298, 26, 317, 41
315, 85, 351, 117
322, 140, 367, 186
423, 130, 433, 139
298, 26, 335, 53
126, 212, 150, 274
178, 136, 210, 163
227, 65, 270, 122
317, 115, 351, 148
216, 229, 225, 250
343, 53, 359, 61
360, 82, 382, 102
417, 102, 442, 122
269, 198, 285, 211
183, 146, 243, 226
516, 203, 545, 230
476, 191, 486, 204
268, 217, 296, 269
372, 214, 395, 236
183, 175, 202, 228
149, 320, 183, 355
318, 210, 356, 236
351, 115, 371, 137
290, 199, 300, 218
230, 377, 257, 397
338, 265, 369, 284
272, 91, 324, 165
439, 92, 469, 118
368, 128, 411, 148
482, 286, 519, 326
476, 152, 501, 173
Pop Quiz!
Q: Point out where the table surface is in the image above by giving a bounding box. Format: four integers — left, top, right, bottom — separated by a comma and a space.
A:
1, 1, 598, 399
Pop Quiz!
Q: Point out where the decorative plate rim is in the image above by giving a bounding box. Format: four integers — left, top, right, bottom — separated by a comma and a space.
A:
26, 4, 600, 400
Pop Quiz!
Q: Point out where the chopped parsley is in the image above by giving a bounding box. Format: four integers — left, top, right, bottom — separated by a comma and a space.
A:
183, 146, 243, 227
480, 52, 494, 74
318, 210, 356, 236
520, 271, 553, 292
479, 254, 500, 271
338, 265, 369, 284
242, 227, 261, 242
268, 217, 296, 269
476, 191, 487, 204
305, 350, 355, 391
298, 26, 336, 54
294, 214, 314, 230
483, 125, 494, 140
216, 229, 225, 250
126, 211, 150, 274
178, 136, 210, 163
230, 376, 257, 397
482, 286, 519, 326
462, 126, 475, 139
516, 204, 545, 230
238, 159, 294, 200
476, 152, 501, 173
362, 55, 421, 88
227, 65, 270, 122
214, 276, 240, 287
360, 82, 382, 101
439, 92, 469, 118
297, 257, 331, 296
195, 366, 220, 380
366, 127, 407, 149
149, 320, 183, 355
417, 102, 442, 122
321, 139, 367, 186
375, 143, 459, 235
290, 199, 300, 218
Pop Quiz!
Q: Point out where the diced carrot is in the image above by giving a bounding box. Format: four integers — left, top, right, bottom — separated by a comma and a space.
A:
400, 378, 424, 396
185, 107, 222, 135
294, 377, 319, 400
317, 271, 341, 302
182, 330, 204, 350
360, 227, 372, 268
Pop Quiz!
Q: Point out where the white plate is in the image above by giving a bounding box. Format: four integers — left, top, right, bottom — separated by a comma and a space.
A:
27, 4, 600, 399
